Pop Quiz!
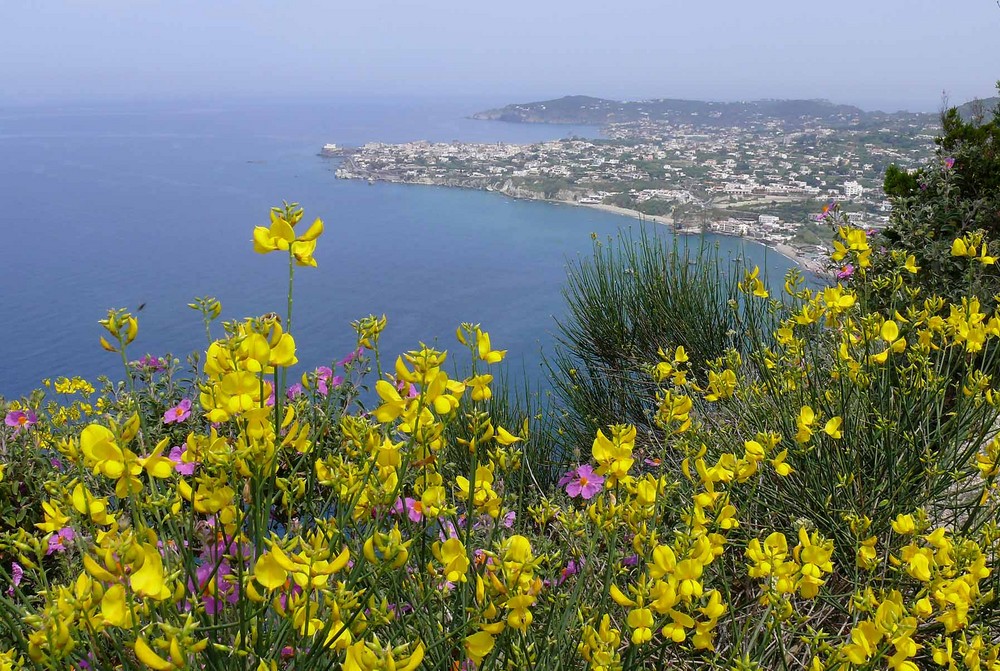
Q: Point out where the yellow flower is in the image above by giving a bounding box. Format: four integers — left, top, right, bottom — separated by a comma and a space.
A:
627, 607, 654, 644
952, 237, 970, 257
795, 405, 816, 444
433, 537, 470, 583
476, 327, 506, 364
891, 514, 916, 535
857, 536, 878, 570
872, 319, 906, 364
252, 203, 324, 266
506, 593, 535, 631
35, 500, 70, 534
592, 424, 636, 487
771, 449, 793, 476
80, 424, 128, 479
742, 266, 769, 299
465, 631, 496, 664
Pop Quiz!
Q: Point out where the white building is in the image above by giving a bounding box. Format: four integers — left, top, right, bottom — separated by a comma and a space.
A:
844, 181, 864, 200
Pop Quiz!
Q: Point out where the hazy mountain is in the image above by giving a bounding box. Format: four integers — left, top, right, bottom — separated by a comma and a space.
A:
472, 95, 935, 129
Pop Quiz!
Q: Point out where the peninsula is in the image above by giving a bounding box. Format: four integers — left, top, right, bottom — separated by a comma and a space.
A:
330, 95, 955, 271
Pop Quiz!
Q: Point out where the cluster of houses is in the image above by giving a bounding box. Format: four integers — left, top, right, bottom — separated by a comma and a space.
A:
335, 113, 936, 248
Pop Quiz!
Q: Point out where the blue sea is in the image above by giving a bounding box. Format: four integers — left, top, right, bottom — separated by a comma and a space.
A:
0, 97, 795, 397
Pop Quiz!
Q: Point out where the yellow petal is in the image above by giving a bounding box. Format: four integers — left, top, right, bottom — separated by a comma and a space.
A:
254, 551, 287, 590
134, 637, 174, 671
298, 217, 324, 241
465, 631, 495, 664
131, 544, 167, 599
881, 320, 899, 342
101, 583, 129, 627
270, 218, 296, 245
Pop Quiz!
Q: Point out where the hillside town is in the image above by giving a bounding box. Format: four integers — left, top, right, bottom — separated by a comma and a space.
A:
332, 111, 939, 269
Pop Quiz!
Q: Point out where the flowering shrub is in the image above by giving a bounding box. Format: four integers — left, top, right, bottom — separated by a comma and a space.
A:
2, 202, 1000, 671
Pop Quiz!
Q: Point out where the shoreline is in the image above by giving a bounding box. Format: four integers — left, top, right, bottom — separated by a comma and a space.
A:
563, 200, 828, 276
337, 168, 828, 277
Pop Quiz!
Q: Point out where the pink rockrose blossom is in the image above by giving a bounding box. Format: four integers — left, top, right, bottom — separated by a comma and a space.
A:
403, 497, 425, 523
7, 562, 22, 596
168, 445, 198, 476
836, 264, 855, 280
561, 464, 604, 499
944, 157, 956, 169
132, 354, 167, 371
558, 558, 584, 585
46, 527, 75, 555
314, 366, 345, 396
815, 200, 836, 221
5, 409, 37, 433
163, 399, 192, 424
286, 383, 304, 399
338, 347, 364, 366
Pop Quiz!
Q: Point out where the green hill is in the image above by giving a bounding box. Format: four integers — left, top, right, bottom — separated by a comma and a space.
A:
472, 95, 940, 129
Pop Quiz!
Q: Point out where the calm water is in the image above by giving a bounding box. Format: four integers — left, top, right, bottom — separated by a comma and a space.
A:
0, 98, 794, 397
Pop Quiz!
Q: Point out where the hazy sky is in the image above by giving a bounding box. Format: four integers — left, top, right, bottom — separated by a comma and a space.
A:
3, 0, 999, 111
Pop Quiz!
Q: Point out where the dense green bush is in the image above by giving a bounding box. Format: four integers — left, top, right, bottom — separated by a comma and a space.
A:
879, 83, 1000, 306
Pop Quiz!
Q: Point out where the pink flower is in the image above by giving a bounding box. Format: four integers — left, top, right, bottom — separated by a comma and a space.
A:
944, 157, 956, 170
315, 367, 344, 396
131, 354, 167, 371
7, 562, 22, 596
163, 399, 192, 424
815, 200, 836, 221
561, 464, 604, 499
46, 527, 75, 555
286, 383, 304, 399
404, 498, 424, 523
558, 558, 583, 585
168, 445, 198, 476
338, 347, 363, 366
5, 409, 37, 433
836, 264, 855, 280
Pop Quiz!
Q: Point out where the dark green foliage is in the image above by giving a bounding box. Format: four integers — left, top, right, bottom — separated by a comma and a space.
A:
877, 81, 1000, 306
546, 229, 759, 453
882, 163, 920, 197
938, 99, 1000, 230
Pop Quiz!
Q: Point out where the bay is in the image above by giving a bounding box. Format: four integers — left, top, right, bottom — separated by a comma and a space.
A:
0, 97, 794, 397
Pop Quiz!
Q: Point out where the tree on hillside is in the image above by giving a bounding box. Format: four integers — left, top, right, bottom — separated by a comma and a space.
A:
877, 81, 1000, 304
